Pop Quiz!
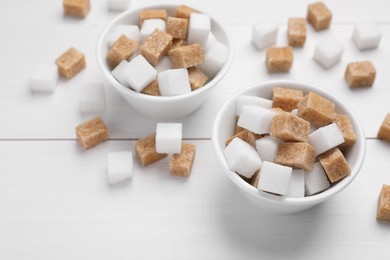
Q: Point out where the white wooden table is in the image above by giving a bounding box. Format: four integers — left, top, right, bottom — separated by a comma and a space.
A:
1, 0, 390, 259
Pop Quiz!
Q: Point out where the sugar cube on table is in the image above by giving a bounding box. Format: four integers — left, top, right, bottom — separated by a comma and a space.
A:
168, 44, 205, 68
106, 35, 138, 69
307, 2, 332, 31
286, 169, 305, 198
154, 56, 172, 73
107, 151, 133, 185
251, 19, 279, 50
198, 40, 228, 77
76, 116, 109, 149
377, 113, 390, 141
334, 113, 357, 149
79, 83, 105, 114
236, 95, 273, 116
223, 138, 262, 178
63, 0, 90, 18
305, 162, 331, 196
345, 61, 376, 88
188, 67, 208, 91
258, 161, 292, 196
157, 69, 191, 96
174, 5, 199, 19
255, 136, 280, 163
141, 29, 172, 66
225, 129, 257, 147
266, 47, 293, 73
313, 37, 344, 69
288, 18, 307, 47
353, 22, 382, 50
156, 123, 182, 154
141, 80, 160, 96
108, 0, 131, 11
30, 63, 58, 92
140, 19, 166, 42
187, 13, 211, 48
272, 87, 303, 112
170, 143, 196, 177
55, 47, 86, 79
139, 9, 168, 25
319, 148, 350, 183
237, 105, 276, 135
135, 133, 168, 166
377, 184, 390, 222
270, 113, 310, 142
275, 142, 315, 171
166, 17, 188, 39
308, 123, 345, 156
107, 25, 140, 47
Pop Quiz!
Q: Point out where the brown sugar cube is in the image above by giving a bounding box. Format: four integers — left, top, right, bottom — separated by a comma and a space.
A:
272, 87, 303, 112
275, 142, 315, 171
188, 67, 208, 91
135, 133, 168, 167
288, 18, 307, 47
378, 113, 390, 141
76, 116, 109, 149
345, 61, 376, 88
225, 129, 257, 147
319, 148, 350, 183
266, 47, 293, 73
307, 2, 332, 31
168, 44, 205, 68
55, 47, 86, 79
377, 184, 390, 222
334, 113, 357, 149
270, 113, 310, 142
170, 143, 196, 177
174, 5, 199, 19
170, 39, 187, 50
297, 91, 335, 128
166, 17, 188, 39
141, 80, 160, 96
106, 35, 138, 69
139, 9, 168, 25
63, 0, 90, 18
251, 170, 261, 188
140, 30, 173, 66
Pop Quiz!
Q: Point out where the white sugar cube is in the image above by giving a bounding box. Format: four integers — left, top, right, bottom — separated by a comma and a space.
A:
154, 56, 172, 73
236, 95, 273, 116
108, 0, 131, 11
107, 25, 140, 47
157, 69, 191, 96
187, 13, 211, 48
223, 138, 262, 178
255, 136, 280, 163
258, 161, 292, 196
238, 105, 276, 134
30, 63, 58, 92
79, 83, 106, 114
251, 20, 279, 50
112, 60, 130, 86
286, 169, 305, 198
352, 21, 382, 50
140, 19, 166, 42
305, 162, 330, 196
107, 151, 133, 185
198, 39, 228, 77
308, 123, 344, 156
156, 123, 182, 154
206, 31, 217, 49
313, 37, 344, 69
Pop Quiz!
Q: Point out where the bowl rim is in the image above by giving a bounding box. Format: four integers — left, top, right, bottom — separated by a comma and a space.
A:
96, 3, 234, 103
212, 79, 366, 206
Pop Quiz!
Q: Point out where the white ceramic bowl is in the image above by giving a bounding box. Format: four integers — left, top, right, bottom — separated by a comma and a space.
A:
212, 80, 366, 214
96, 4, 233, 119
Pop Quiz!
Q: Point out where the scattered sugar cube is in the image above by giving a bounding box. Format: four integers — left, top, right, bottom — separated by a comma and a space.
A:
297, 91, 335, 128
30, 63, 59, 92
307, 2, 332, 31
353, 22, 382, 50
288, 18, 307, 47
237, 105, 276, 135
272, 87, 303, 112
319, 148, 350, 183
198, 40, 228, 77
313, 37, 344, 69
124, 55, 157, 91
156, 123, 182, 154
141, 29, 172, 66
308, 123, 345, 156
154, 56, 172, 73
286, 169, 305, 198
107, 25, 140, 47
225, 129, 257, 147
258, 161, 292, 196
266, 47, 293, 72
63, 0, 90, 18
139, 9, 168, 25
187, 13, 211, 48
76, 116, 109, 149
275, 142, 315, 171
251, 20, 279, 50
345, 61, 376, 88
55, 47, 86, 79
157, 69, 191, 96
106, 35, 138, 69
166, 17, 188, 39
170, 143, 196, 177
223, 138, 262, 178
377, 113, 390, 141
188, 67, 208, 91
135, 133, 168, 166
170, 39, 187, 50
108, 0, 131, 11
140, 19, 166, 42
168, 44, 205, 68
174, 5, 199, 19
334, 114, 357, 149
377, 184, 390, 222
236, 95, 273, 116
255, 136, 280, 163
305, 162, 330, 196
141, 80, 160, 96
107, 151, 133, 185
270, 113, 310, 142
79, 83, 105, 114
